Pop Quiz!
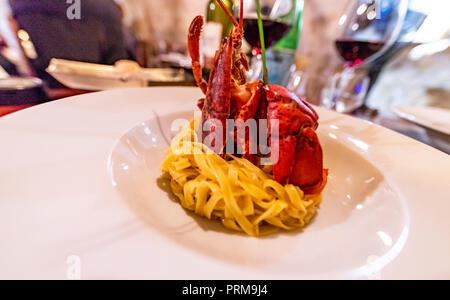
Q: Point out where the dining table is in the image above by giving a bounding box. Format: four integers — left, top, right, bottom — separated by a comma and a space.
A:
354, 109, 450, 155
1, 81, 448, 155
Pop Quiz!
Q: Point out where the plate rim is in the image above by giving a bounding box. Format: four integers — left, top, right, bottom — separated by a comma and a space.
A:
393, 105, 450, 136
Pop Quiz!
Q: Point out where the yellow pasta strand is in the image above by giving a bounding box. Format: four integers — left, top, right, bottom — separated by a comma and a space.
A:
160, 120, 323, 237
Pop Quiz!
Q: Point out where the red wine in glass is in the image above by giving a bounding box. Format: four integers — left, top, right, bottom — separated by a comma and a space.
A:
335, 39, 385, 66
243, 18, 292, 49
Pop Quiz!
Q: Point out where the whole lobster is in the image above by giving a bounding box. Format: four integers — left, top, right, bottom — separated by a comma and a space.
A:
188, 0, 327, 195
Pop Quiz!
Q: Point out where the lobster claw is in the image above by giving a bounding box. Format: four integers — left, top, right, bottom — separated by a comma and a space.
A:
265, 85, 325, 194
290, 127, 325, 194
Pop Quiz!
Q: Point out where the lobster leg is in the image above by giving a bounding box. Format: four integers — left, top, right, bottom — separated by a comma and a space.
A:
215, 0, 248, 85
188, 16, 208, 95
231, 81, 263, 162
201, 36, 234, 152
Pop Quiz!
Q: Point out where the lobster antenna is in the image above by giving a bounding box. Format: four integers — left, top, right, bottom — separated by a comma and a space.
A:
216, 0, 240, 28
240, 0, 244, 29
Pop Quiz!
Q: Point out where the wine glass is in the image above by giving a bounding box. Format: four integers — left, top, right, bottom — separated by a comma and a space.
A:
236, 0, 301, 81
323, 0, 408, 113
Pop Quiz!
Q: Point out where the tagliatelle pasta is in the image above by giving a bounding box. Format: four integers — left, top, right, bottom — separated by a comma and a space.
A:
161, 120, 323, 237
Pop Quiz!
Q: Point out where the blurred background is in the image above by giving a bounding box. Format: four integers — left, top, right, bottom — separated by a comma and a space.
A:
0, 0, 449, 151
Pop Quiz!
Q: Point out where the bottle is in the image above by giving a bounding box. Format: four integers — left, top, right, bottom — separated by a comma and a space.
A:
203, 0, 233, 69
266, 0, 304, 86
274, 0, 304, 51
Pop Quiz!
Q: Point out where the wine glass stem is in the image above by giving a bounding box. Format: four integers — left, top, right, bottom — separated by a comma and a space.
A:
332, 67, 355, 108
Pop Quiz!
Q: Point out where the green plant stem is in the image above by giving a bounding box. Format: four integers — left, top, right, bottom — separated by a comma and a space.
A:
254, 0, 268, 85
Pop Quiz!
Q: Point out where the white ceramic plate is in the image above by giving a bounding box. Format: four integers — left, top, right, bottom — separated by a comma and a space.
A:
46, 59, 185, 91
0, 88, 449, 280
393, 105, 450, 136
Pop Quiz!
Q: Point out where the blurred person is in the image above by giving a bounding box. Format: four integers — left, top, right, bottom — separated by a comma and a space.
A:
1, 0, 30, 76
8, 0, 131, 88
114, 0, 158, 67
115, 0, 139, 64
0, 34, 19, 76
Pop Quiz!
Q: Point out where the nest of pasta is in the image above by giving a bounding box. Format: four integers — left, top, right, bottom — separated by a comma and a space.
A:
161, 120, 322, 237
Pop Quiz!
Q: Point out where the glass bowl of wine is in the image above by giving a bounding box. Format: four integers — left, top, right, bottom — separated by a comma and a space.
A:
236, 0, 301, 80
325, 0, 408, 113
